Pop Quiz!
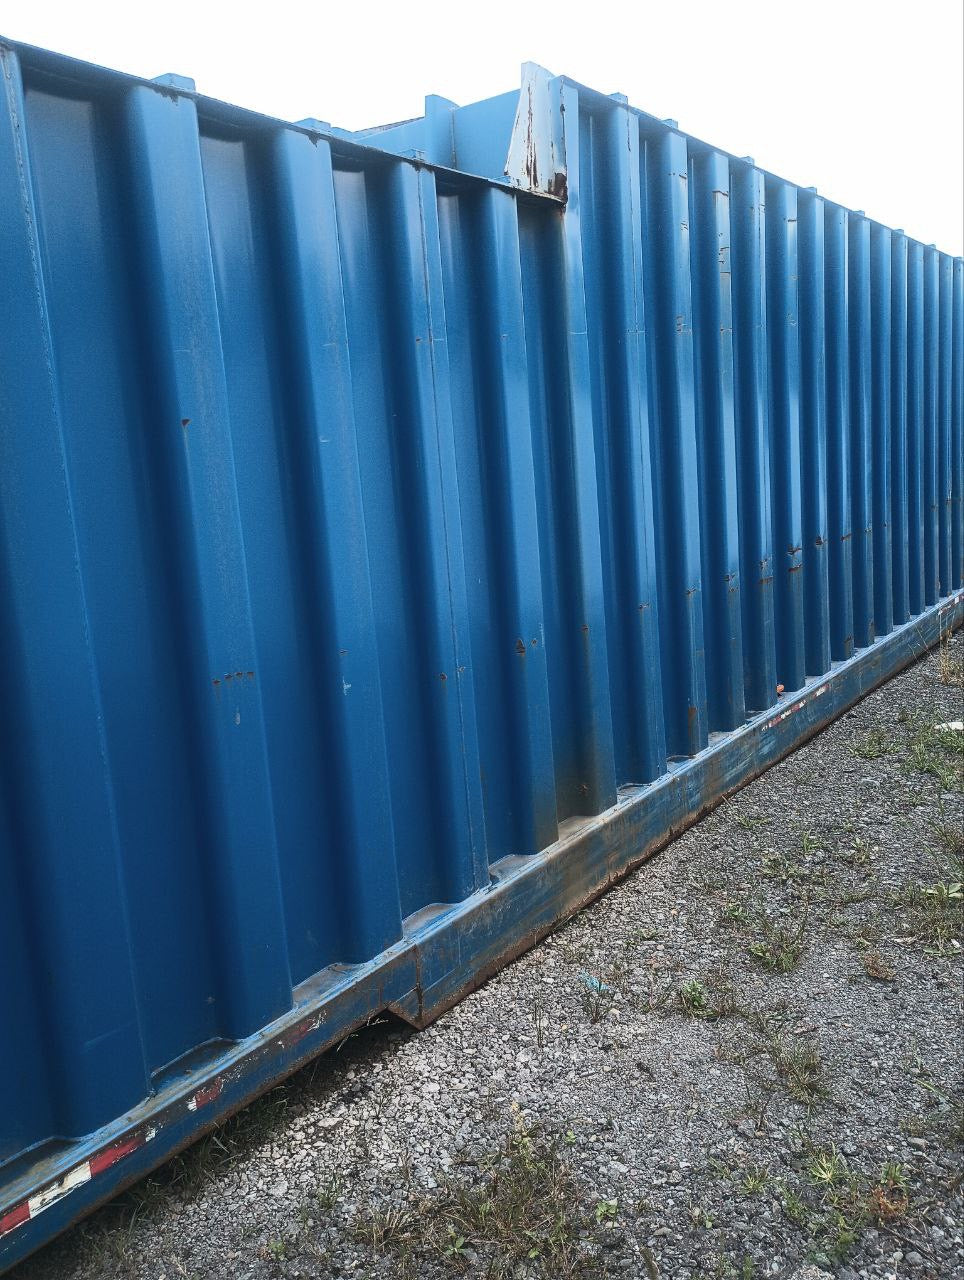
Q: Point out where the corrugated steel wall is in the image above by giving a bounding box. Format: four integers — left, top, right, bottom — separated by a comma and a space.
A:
0, 39, 961, 1267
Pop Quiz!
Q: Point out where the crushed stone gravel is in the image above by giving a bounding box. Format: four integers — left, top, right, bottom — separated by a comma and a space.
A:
14, 632, 964, 1280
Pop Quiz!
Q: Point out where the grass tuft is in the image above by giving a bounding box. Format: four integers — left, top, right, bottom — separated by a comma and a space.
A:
676, 972, 742, 1022
905, 719, 963, 792
776, 1152, 913, 1267
357, 1108, 608, 1278
747, 905, 809, 974
850, 728, 896, 760
937, 634, 964, 687
894, 841, 963, 955
767, 1037, 829, 1105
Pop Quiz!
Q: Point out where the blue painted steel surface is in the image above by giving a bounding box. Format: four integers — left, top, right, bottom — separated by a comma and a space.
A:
0, 39, 961, 1270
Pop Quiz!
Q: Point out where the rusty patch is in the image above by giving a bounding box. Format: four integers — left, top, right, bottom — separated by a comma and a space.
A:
522, 90, 538, 190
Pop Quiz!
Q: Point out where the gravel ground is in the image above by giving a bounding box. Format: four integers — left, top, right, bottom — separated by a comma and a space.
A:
15, 632, 964, 1280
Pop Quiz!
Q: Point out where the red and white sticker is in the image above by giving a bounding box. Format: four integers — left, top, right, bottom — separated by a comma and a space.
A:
186, 1080, 223, 1113
764, 682, 828, 733
0, 1127, 156, 1240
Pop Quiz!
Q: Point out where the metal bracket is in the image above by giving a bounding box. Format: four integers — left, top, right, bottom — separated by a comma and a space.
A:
504, 63, 568, 200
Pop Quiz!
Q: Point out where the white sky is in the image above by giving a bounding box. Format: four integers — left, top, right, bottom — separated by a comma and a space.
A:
4, 0, 962, 254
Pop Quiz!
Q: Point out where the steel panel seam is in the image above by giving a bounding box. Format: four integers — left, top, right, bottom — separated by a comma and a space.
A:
0, 38, 961, 1270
